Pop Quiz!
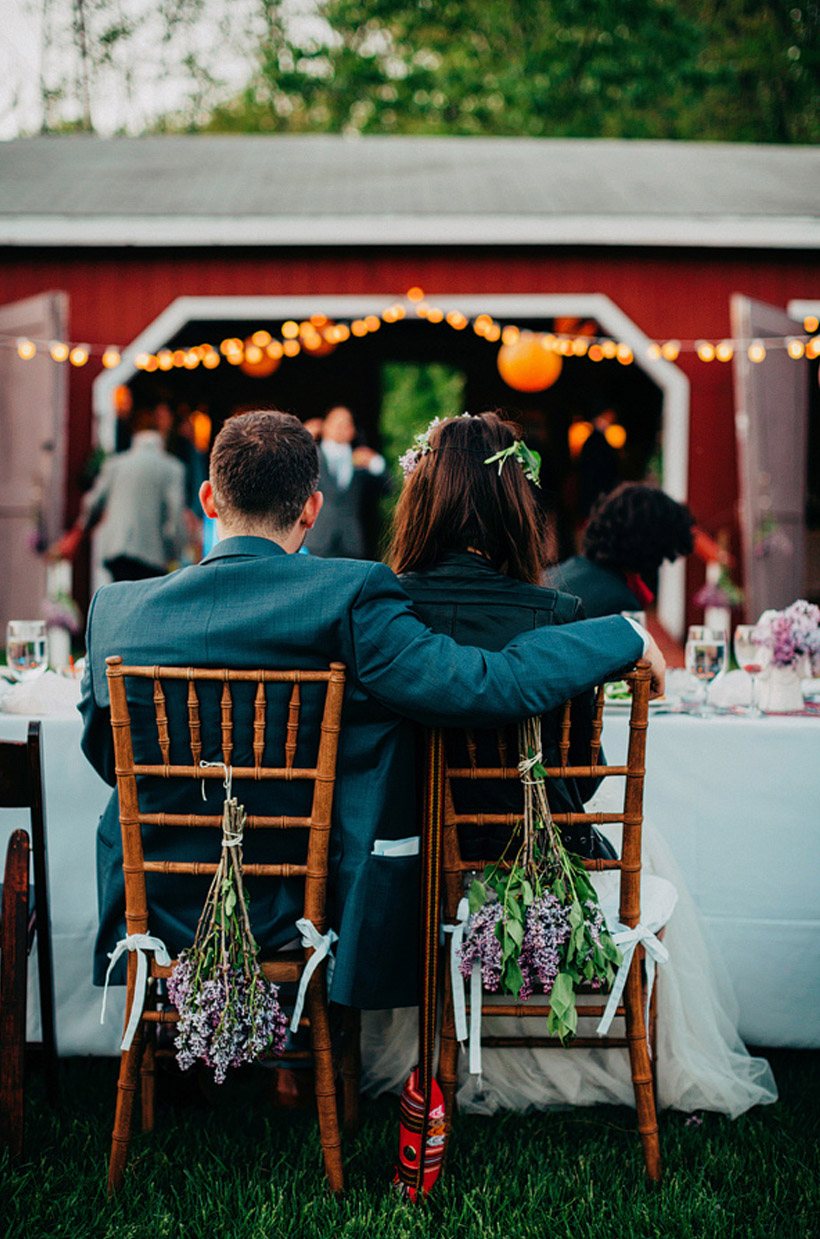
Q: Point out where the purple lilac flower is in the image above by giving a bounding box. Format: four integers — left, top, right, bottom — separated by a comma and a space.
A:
167, 953, 287, 1083
458, 902, 504, 991
398, 448, 421, 477
518, 893, 572, 1001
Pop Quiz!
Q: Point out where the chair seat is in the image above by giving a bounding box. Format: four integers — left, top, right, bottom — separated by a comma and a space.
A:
150, 949, 306, 984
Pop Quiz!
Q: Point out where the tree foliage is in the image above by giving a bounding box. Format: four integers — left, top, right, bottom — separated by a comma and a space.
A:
203, 0, 818, 143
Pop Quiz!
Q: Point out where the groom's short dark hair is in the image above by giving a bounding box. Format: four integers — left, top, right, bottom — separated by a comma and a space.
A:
210, 410, 319, 531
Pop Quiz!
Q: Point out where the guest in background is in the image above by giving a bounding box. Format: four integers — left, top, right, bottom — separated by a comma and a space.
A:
578, 407, 620, 519
304, 405, 389, 559
554, 482, 695, 618
55, 406, 186, 581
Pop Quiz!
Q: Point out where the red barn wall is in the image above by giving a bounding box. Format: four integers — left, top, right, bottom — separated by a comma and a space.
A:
1, 244, 817, 617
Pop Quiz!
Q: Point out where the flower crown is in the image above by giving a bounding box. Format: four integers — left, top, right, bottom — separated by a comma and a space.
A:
398, 412, 541, 486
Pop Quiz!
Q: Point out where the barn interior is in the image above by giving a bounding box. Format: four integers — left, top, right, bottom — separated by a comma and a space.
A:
121, 312, 664, 564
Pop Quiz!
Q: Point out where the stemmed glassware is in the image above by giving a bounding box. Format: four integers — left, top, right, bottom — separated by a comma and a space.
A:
5, 620, 48, 682
684, 625, 728, 716
734, 624, 766, 717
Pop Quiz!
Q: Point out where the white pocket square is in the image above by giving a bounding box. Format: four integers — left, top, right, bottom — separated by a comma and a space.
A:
371, 836, 420, 858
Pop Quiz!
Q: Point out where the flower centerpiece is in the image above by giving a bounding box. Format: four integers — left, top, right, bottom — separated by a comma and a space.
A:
166, 793, 288, 1082
753, 600, 820, 712
458, 719, 621, 1044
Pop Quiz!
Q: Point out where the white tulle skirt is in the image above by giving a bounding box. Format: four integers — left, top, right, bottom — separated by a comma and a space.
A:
360, 823, 778, 1119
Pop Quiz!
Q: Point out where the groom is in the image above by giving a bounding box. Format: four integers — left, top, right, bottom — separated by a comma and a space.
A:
80, 410, 663, 1008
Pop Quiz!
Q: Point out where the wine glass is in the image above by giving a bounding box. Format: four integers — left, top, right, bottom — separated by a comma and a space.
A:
684, 625, 727, 716
5, 620, 48, 683
733, 625, 767, 717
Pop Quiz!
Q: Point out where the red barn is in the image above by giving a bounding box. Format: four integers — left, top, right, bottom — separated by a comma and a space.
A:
0, 135, 817, 636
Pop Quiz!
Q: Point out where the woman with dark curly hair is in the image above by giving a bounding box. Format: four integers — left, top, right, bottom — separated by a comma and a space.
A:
555, 483, 695, 618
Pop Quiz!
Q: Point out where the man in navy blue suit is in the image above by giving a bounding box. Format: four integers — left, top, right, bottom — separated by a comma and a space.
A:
80, 411, 663, 1008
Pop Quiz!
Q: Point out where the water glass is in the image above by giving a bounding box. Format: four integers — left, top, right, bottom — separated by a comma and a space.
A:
5, 620, 49, 682
684, 625, 727, 715
733, 624, 765, 716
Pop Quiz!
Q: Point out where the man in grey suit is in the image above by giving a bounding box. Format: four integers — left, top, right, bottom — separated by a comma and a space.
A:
80, 411, 663, 1009
304, 405, 388, 559
59, 408, 186, 581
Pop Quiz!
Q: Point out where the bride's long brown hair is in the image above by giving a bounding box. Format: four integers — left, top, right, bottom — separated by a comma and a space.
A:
386, 411, 549, 584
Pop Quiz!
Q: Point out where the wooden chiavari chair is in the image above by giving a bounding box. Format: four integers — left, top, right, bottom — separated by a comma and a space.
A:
437, 661, 663, 1180
104, 656, 354, 1194
0, 721, 58, 1157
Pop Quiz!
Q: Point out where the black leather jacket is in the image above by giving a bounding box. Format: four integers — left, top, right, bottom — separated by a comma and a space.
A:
401, 552, 614, 860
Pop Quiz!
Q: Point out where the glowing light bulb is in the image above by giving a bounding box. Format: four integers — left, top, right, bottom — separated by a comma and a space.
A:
266, 341, 283, 359
786, 338, 805, 360
485, 323, 501, 342
426, 308, 443, 324
806, 336, 820, 360
601, 339, 617, 359
616, 344, 634, 365
588, 344, 604, 362
283, 339, 301, 357
244, 345, 263, 364
406, 286, 425, 302
351, 320, 368, 337
647, 343, 662, 360
282, 321, 300, 339
803, 315, 819, 333
202, 351, 220, 369
747, 341, 766, 363
251, 330, 271, 347
49, 341, 70, 362
157, 350, 174, 371
364, 315, 381, 331
500, 325, 519, 345
16, 338, 36, 360
102, 347, 121, 369
661, 340, 680, 362
696, 341, 715, 362
715, 341, 734, 362
572, 338, 589, 357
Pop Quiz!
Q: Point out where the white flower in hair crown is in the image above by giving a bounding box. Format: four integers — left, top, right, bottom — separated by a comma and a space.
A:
398, 412, 541, 486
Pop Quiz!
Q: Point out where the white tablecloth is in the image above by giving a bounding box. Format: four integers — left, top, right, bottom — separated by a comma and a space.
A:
600, 709, 820, 1048
1, 709, 818, 1054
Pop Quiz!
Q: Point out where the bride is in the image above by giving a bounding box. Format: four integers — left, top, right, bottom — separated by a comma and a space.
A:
360, 410, 776, 1120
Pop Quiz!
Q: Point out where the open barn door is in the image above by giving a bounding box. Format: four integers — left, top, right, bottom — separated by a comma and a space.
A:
0, 292, 69, 627
731, 295, 808, 621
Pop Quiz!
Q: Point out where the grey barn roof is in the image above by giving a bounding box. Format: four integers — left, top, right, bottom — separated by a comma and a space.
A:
0, 135, 817, 248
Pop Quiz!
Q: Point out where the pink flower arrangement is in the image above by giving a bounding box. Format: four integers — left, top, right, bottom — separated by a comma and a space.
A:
753, 600, 820, 669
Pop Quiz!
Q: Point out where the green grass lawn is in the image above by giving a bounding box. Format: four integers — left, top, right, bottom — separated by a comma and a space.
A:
2, 1049, 818, 1239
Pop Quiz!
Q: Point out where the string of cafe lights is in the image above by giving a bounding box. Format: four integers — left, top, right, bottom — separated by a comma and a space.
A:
1, 289, 818, 373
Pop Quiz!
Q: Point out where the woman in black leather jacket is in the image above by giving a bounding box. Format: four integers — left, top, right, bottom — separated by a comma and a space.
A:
387, 410, 615, 860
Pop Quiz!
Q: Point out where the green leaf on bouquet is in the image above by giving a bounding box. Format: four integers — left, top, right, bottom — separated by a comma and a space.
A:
569, 900, 584, 929
468, 879, 487, 914
603, 936, 622, 965
547, 972, 579, 1041
502, 957, 524, 997
224, 885, 237, 918
506, 916, 524, 948
553, 877, 566, 902
522, 879, 534, 906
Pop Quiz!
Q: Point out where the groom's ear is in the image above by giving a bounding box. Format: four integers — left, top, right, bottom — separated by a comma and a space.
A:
199, 480, 218, 519
300, 490, 323, 531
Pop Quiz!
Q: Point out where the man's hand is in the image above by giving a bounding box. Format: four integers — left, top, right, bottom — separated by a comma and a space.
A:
644, 631, 666, 699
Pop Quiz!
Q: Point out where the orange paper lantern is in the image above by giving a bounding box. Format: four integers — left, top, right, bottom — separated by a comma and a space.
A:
497, 332, 563, 393
240, 338, 281, 378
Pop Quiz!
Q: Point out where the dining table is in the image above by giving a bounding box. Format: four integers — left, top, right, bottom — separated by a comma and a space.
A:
1, 699, 818, 1055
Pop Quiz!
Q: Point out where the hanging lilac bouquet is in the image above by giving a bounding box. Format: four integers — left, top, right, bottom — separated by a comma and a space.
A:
753, 600, 820, 669
166, 795, 287, 1083
459, 719, 621, 1043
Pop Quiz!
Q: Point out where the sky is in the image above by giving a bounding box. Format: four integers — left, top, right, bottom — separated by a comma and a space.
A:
0, 0, 328, 139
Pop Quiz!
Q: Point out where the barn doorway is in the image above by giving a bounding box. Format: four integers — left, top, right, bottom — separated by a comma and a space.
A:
92, 294, 690, 636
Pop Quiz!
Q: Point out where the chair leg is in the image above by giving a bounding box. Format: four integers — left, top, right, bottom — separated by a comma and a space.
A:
438, 953, 459, 1138
0, 831, 30, 1158
624, 951, 661, 1182
340, 1007, 360, 1136
305, 973, 344, 1193
108, 1025, 144, 1194
140, 1030, 156, 1133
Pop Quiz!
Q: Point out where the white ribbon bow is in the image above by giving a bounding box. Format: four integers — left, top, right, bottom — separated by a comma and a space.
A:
100, 932, 171, 1052
595, 921, 669, 1046
289, 917, 338, 1033
441, 897, 484, 1078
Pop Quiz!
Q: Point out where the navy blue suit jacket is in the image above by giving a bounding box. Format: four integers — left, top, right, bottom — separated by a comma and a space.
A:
80, 536, 642, 1008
